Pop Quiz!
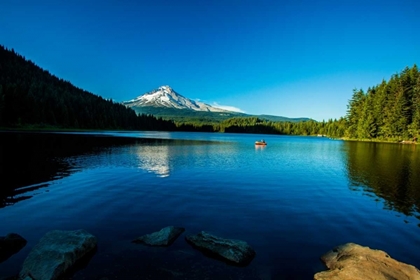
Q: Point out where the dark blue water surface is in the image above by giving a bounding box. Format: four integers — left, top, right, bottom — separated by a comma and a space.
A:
1, 131, 420, 279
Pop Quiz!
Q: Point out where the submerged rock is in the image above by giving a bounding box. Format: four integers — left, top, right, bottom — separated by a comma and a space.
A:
19, 229, 97, 280
132, 226, 185, 246
314, 243, 420, 280
0, 233, 27, 263
185, 231, 256, 266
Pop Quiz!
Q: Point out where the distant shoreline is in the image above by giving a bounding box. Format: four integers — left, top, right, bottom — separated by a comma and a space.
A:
340, 137, 419, 145
1, 127, 419, 145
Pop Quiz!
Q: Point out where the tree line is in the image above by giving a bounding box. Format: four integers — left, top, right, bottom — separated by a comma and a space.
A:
173, 117, 347, 137
1, 45, 418, 141
0, 45, 176, 131
345, 65, 419, 141
172, 65, 420, 141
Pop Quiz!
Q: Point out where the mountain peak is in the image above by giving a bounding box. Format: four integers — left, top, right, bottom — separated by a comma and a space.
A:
158, 85, 171, 91
123, 86, 230, 113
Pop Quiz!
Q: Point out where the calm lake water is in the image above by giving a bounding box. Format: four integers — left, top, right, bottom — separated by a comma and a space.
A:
1, 131, 420, 279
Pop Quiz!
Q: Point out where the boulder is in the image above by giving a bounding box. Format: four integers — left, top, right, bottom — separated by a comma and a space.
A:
185, 231, 256, 266
314, 243, 420, 280
132, 226, 185, 246
0, 233, 27, 263
19, 229, 97, 280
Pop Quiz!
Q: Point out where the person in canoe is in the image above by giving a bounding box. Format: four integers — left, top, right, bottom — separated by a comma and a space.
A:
255, 139, 267, 145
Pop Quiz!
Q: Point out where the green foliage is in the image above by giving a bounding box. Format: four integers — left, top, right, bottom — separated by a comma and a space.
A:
2, 45, 417, 140
344, 65, 419, 141
131, 106, 243, 123
171, 116, 347, 138
0, 84, 4, 124
0, 45, 176, 131
131, 106, 311, 124
172, 64, 420, 140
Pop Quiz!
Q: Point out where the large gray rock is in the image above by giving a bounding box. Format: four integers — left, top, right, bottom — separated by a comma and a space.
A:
132, 226, 185, 246
185, 231, 256, 266
0, 233, 27, 263
314, 243, 420, 280
19, 229, 97, 280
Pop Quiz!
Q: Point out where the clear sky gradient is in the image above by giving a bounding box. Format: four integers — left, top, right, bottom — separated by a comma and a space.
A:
1, 0, 419, 121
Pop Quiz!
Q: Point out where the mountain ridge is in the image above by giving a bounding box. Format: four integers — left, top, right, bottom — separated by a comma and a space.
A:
123, 85, 312, 123
123, 85, 229, 113
0, 45, 176, 130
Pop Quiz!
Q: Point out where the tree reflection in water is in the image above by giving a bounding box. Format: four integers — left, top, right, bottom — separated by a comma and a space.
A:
0, 132, 147, 208
0, 132, 215, 208
345, 141, 420, 219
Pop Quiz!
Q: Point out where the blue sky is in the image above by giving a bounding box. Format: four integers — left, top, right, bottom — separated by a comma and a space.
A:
1, 0, 419, 121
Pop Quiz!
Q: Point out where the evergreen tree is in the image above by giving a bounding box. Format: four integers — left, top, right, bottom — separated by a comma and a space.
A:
0, 45, 177, 131
346, 89, 365, 138
408, 73, 420, 139
0, 84, 3, 124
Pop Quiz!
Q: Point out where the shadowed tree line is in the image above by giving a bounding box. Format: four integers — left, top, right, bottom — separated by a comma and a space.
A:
174, 116, 347, 137
0, 45, 176, 131
1, 45, 418, 140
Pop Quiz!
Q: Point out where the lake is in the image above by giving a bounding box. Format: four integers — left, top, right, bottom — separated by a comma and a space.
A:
1, 131, 419, 279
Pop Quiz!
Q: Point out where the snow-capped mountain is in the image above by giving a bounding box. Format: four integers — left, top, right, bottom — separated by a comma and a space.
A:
123, 85, 230, 113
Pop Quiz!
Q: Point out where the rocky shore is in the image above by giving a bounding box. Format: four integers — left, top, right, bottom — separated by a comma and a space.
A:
132, 226, 185, 246
315, 243, 420, 280
185, 231, 256, 266
0, 233, 27, 264
2, 228, 420, 279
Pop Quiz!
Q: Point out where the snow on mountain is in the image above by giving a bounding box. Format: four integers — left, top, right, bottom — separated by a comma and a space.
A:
123, 85, 230, 113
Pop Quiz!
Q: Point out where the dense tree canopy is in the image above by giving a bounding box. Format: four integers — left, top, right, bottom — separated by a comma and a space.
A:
173, 65, 420, 141
172, 116, 347, 138
345, 65, 419, 141
0, 45, 176, 131
1, 45, 418, 141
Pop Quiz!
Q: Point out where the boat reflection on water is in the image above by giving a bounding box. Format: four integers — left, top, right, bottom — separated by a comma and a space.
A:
255, 145, 266, 151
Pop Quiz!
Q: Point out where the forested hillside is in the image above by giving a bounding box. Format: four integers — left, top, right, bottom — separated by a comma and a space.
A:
1, 45, 418, 141
173, 116, 346, 137
346, 65, 419, 141
174, 65, 420, 141
130, 105, 311, 124
0, 45, 175, 130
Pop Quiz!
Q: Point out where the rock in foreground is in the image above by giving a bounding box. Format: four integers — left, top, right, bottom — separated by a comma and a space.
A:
0, 233, 27, 263
132, 226, 185, 246
19, 229, 97, 280
314, 243, 420, 280
185, 231, 256, 266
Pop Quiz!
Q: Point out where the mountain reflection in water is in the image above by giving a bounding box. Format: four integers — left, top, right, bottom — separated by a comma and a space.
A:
345, 141, 420, 220
0, 132, 219, 207
1, 132, 420, 278
135, 145, 171, 177
0, 132, 163, 207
